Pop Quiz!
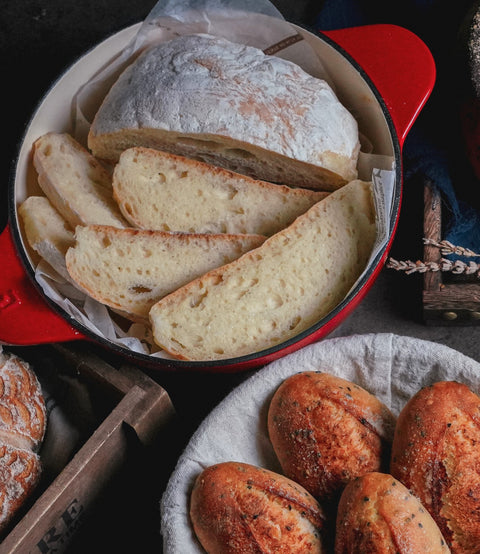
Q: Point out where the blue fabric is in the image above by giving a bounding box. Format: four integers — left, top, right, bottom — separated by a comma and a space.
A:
315, 0, 480, 257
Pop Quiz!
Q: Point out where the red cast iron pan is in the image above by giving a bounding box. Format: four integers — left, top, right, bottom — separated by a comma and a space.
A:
1, 23, 435, 372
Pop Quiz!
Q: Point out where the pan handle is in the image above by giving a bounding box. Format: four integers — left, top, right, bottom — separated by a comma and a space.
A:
0, 223, 83, 345
322, 24, 436, 148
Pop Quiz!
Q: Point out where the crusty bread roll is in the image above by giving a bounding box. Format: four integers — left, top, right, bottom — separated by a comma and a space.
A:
149, 179, 376, 361
390, 381, 480, 553
88, 34, 360, 191
0, 348, 46, 534
112, 147, 329, 235
18, 196, 74, 281
190, 461, 327, 553
268, 372, 396, 501
335, 472, 450, 553
65, 225, 265, 323
33, 132, 128, 229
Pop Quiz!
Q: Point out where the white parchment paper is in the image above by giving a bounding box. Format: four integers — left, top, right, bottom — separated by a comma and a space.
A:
160, 333, 480, 552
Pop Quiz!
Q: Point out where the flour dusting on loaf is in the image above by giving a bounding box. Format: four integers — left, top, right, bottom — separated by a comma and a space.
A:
149, 179, 376, 361
0, 349, 46, 534
89, 34, 360, 190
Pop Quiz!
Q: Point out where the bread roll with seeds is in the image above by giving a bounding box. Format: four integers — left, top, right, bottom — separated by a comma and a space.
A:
335, 472, 450, 553
391, 381, 480, 553
268, 372, 396, 501
190, 461, 327, 553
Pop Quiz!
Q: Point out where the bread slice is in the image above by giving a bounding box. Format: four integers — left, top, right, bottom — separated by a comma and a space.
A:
113, 147, 329, 235
65, 225, 265, 323
33, 132, 128, 229
18, 196, 74, 281
149, 180, 376, 361
88, 34, 360, 191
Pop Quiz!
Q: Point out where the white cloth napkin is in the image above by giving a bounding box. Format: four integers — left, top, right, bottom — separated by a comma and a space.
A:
160, 332, 480, 553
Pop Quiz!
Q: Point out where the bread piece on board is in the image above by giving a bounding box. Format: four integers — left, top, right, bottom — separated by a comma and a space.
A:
113, 147, 329, 235
18, 196, 74, 281
268, 372, 396, 501
88, 33, 360, 191
390, 381, 480, 553
190, 461, 327, 554
65, 225, 265, 323
335, 472, 450, 553
33, 132, 128, 229
0, 348, 46, 535
149, 179, 376, 361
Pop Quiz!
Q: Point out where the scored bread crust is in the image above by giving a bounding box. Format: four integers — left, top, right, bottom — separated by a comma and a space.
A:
0, 351, 47, 452
390, 381, 480, 552
149, 179, 376, 361
88, 34, 360, 191
65, 225, 265, 323
112, 147, 329, 235
0, 349, 46, 534
0, 445, 42, 535
190, 461, 327, 553
335, 472, 450, 553
268, 372, 396, 501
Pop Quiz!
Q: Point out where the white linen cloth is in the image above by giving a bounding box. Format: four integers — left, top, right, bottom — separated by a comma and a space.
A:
160, 332, 480, 552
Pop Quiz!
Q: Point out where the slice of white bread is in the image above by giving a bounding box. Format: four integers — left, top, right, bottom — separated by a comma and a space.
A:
18, 196, 74, 281
65, 225, 266, 323
113, 147, 329, 235
149, 180, 376, 361
33, 132, 128, 229
88, 34, 360, 191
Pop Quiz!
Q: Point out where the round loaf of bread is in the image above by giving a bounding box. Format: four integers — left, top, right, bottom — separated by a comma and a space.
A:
268, 371, 396, 501
335, 472, 450, 553
390, 380, 480, 553
88, 33, 360, 191
190, 461, 326, 553
0, 349, 46, 534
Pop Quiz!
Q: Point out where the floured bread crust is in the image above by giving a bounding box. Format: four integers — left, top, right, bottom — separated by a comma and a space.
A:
0, 349, 46, 534
89, 34, 360, 190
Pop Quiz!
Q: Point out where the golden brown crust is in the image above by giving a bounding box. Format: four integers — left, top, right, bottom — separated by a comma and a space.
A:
190, 461, 326, 553
390, 380, 480, 553
267, 372, 396, 501
0, 352, 47, 451
335, 472, 450, 553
